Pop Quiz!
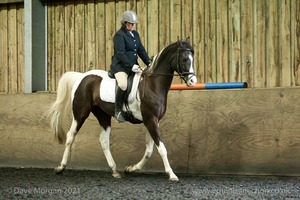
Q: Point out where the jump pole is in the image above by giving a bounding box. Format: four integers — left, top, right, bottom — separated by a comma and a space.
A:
170, 82, 248, 90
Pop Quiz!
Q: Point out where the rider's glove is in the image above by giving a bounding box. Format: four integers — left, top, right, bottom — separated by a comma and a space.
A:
132, 64, 142, 73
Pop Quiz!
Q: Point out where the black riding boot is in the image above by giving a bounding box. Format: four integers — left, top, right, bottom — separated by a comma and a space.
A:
115, 86, 126, 122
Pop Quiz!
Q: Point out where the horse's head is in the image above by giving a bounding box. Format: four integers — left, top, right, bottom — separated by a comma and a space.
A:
176, 37, 197, 86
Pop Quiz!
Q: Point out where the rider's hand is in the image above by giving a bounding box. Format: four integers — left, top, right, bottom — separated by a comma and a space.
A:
132, 64, 142, 73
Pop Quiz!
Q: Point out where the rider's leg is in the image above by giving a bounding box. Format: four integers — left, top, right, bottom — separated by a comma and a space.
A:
114, 72, 128, 122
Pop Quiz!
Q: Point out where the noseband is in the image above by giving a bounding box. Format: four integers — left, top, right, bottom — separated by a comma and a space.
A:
176, 47, 196, 84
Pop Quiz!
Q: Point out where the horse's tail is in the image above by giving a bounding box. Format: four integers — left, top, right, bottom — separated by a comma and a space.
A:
45, 71, 82, 144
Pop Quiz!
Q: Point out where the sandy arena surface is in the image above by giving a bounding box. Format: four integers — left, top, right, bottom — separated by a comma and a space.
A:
0, 167, 299, 199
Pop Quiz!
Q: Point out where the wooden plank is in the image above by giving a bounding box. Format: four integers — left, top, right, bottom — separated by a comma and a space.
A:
126, 0, 136, 11
228, 0, 241, 82
47, 2, 56, 91
158, 0, 170, 50
55, 3, 65, 82
204, 0, 217, 83
240, 0, 253, 87
136, 0, 147, 52
115, 0, 126, 32
74, 2, 85, 72
104, 1, 115, 72
85, 0, 96, 71
16, 4, 24, 92
147, 0, 159, 56
181, 0, 193, 41
8, 4, 17, 93
64, 1, 75, 71
216, 0, 229, 83
265, 0, 278, 87
279, 0, 291, 87
0, 5, 8, 93
193, 0, 205, 83
296, 0, 300, 86
253, 0, 266, 88
95, 0, 106, 70
290, 0, 296, 86
170, 0, 181, 42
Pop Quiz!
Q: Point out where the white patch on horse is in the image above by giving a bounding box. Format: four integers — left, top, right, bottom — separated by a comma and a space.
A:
187, 54, 197, 86
71, 70, 106, 101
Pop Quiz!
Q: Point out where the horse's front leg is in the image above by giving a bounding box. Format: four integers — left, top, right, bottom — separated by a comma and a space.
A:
145, 118, 179, 181
156, 141, 179, 181
141, 119, 179, 181
99, 127, 121, 178
125, 132, 154, 173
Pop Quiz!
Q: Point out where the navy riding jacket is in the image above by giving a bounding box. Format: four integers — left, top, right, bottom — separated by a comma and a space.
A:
110, 26, 151, 75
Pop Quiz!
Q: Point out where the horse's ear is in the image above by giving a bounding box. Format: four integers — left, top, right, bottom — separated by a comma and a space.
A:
186, 37, 191, 44
177, 36, 183, 47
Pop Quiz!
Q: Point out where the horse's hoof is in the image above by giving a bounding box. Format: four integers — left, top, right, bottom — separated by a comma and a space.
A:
124, 165, 134, 173
169, 175, 179, 182
112, 172, 121, 178
54, 165, 65, 175
169, 177, 179, 182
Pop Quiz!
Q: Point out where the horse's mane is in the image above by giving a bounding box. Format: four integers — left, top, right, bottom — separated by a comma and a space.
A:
146, 40, 193, 74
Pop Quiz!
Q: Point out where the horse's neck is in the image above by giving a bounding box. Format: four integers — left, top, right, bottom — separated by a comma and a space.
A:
146, 47, 177, 94
147, 64, 174, 95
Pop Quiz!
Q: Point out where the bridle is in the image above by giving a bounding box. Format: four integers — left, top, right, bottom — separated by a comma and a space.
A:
175, 47, 196, 84
142, 45, 196, 84
139, 45, 196, 99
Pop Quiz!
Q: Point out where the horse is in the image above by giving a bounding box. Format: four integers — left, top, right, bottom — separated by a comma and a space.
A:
46, 37, 197, 181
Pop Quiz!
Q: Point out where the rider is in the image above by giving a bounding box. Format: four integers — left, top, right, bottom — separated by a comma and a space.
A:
109, 10, 151, 122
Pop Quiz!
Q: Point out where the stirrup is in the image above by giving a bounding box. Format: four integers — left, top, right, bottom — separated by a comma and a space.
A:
115, 111, 126, 122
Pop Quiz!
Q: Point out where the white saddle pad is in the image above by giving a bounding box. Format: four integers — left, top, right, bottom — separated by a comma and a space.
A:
100, 73, 142, 103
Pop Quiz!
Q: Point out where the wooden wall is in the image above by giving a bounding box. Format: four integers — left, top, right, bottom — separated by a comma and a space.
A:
0, 2, 24, 93
0, 1, 300, 93
47, 0, 300, 91
1, 89, 300, 175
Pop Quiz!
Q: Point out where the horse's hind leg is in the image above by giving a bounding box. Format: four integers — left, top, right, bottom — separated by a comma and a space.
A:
93, 108, 120, 178
99, 127, 121, 178
54, 119, 78, 174
125, 133, 154, 173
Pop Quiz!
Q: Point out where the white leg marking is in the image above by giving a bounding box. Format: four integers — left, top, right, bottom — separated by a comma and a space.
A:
156, 141, 179, 181
99, 127, 120, 178
125, 133, 154, 172
55, 119, 78, 174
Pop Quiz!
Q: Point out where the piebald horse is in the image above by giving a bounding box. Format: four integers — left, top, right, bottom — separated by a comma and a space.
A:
46, 37, 197, 181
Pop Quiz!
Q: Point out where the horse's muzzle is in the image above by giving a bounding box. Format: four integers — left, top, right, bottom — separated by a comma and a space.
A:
185, 74, 197, 87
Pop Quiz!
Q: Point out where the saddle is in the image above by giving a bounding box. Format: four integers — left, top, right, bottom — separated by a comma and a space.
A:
100, 71, 143, 124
